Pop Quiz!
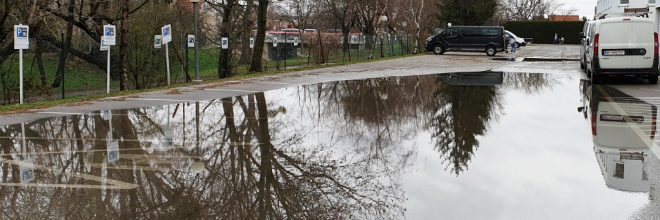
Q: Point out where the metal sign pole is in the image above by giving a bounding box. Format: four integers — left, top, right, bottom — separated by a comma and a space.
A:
19, 49, 23, 104
166, 43, 171, 85
21, 122, 26, 153
107, 47, 111, 93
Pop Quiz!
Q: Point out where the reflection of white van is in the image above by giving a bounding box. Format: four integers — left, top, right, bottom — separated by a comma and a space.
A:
583, 85, 657, 192
586, 17, 659, 84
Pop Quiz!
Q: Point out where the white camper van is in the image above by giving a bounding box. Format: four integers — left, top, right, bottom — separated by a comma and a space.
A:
586, 17, 659, 84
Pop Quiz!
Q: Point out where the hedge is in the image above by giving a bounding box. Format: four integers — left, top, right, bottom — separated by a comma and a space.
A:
503, 21, 585, 44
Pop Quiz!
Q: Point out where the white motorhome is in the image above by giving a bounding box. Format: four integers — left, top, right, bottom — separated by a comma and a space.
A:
585, 17, 659, 84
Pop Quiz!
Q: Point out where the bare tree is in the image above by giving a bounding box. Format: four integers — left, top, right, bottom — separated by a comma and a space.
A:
400, 0, 425, 54
249, 0, 269, 72
320, 0, 356, 55
499, 0, 571, 21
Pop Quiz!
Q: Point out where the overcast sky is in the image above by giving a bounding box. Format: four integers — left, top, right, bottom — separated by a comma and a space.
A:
560, 0, 596, 19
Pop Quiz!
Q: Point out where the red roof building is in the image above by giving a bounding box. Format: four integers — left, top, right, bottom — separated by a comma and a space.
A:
548, 15, 580, 21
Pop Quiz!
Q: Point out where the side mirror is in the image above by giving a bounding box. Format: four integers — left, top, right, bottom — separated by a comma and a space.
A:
579, 32, 585, 39
577, 107, 585, 113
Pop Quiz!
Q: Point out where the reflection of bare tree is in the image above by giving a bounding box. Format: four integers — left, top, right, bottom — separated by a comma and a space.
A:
502, 72, 557, 94
0, 92, 404, 219
429, 81, 502, 175
315, 73, 553, 176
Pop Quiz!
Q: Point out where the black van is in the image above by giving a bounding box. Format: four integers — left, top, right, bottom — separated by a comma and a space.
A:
426, 26, 506, 56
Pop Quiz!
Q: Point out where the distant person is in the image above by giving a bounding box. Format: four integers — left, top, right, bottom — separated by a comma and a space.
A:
509, 37, 518, 61
560, 37, 565, 45
554, 33, 559, 44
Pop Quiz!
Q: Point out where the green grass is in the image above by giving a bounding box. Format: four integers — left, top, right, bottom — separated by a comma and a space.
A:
0, 52, 420, 114
0, 53, 119, 95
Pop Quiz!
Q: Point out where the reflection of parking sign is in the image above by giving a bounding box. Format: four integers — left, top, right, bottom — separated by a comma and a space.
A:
107, 140, 119, 163
164, 129, 174, 148
294, 37, 299, 46
250, 38, 255, 49
19, 159, 34, 183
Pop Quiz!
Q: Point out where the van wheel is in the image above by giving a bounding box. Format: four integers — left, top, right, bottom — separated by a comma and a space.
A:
486, 46, 497, 56
433, 45, 445, 55
649, 74, 658, 84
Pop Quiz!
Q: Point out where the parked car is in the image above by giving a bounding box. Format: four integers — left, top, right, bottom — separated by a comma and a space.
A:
580, 21, 595, 72
504, 30, 526, 46
586, 17, 659, 84
426, 26, 506, 56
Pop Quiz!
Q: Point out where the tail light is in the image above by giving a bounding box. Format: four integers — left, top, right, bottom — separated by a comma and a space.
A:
591, 113, 598, 136
652, 115, 656, 139
594, 34, 600, 56
654, 32, 658, 56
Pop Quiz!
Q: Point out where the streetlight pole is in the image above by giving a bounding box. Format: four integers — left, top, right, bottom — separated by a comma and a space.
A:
191, 0, 201, 82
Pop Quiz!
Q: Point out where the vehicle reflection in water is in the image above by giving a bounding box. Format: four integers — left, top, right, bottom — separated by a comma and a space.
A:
579, 80, 660, 217
0, 72, 563, 219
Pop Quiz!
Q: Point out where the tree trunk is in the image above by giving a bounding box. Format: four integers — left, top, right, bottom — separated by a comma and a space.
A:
249, 0, 269, 72
119, 0, 130, 91
35, 39, 47, 87
219, 2, 235, 78
51, 0, 75, 88
238, 0, 254, 65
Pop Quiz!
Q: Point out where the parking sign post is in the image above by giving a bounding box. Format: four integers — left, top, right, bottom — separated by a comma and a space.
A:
102, 25, 116, 94
14, 24, 29, 104
162, 25, 173, 85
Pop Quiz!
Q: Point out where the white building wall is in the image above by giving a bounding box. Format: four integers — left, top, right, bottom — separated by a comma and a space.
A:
596, 0, 657, 19
596, 0, 660, 31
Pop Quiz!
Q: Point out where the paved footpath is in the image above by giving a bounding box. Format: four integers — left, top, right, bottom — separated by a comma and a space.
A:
0, 44, 581, 126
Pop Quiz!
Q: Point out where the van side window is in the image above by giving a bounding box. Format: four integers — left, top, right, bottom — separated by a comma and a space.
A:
482, 28, 500, 37
442, 28, 457, 37
462, 28, 480, 37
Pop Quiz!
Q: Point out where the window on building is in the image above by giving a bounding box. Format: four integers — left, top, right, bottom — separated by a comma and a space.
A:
650, 0, 656, 4
620, 0, 629, 4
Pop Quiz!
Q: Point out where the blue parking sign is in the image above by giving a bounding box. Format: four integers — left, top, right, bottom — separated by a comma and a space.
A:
105, 27, 114, 37
17, 28, 26, 38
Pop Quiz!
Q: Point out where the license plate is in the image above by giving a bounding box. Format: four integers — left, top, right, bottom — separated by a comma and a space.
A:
604, 50, 626, 56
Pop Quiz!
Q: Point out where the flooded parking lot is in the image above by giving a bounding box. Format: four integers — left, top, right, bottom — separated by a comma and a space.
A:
1, 71, 659, 219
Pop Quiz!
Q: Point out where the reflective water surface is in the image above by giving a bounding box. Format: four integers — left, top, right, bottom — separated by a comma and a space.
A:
1, 72, 659, 219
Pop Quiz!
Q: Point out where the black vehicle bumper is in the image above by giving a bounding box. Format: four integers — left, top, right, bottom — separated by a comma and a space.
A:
595, 68, 659, 75
593, 56, 659, 75
425, 43, 434, 52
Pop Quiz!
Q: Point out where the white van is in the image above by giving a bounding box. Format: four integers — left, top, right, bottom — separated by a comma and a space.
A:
580, 21, 594, 71
504, 30, 526, 46
586, 17, 659, 84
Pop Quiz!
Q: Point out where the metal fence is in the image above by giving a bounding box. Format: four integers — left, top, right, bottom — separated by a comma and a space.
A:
0, 32, 418, 105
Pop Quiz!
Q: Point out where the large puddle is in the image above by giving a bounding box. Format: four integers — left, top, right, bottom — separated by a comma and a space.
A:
1, 72, 659, 219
